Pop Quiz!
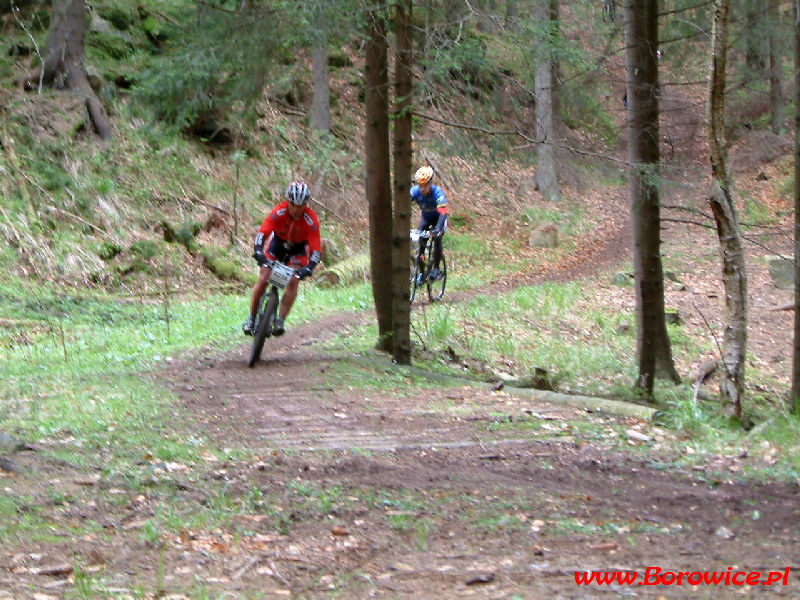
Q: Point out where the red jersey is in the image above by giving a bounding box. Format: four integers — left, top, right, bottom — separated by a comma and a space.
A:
258, 200, 322, 258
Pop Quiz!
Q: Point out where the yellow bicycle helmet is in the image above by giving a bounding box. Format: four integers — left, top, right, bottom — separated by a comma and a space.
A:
414, 166, 434, 186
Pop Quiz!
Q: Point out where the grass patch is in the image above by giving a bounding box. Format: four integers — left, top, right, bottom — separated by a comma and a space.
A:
318, 279, 711, 405
0, 272, 373, 482
549, 517, 688, 536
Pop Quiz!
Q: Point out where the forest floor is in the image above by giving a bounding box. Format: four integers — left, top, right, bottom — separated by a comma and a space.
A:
2, 148, 798, 599
2, 37, 799, 598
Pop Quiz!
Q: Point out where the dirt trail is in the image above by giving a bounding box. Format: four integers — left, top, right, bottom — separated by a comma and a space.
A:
5, 123, 798, 600
5, 192, 797, 598
162, 327, 800, 598
150, 173, 799, 597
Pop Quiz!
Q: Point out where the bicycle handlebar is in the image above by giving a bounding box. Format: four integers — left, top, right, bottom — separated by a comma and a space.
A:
262, 258, 301, 279
410, 229, 439, 240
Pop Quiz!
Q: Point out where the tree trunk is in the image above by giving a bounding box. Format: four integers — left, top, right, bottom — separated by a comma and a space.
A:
744, 0, 767, 80
364, 5, 394, 352
505, 0, 518, 29
625, 0, 680, 396
708, 0, 747, 421
549, 0, 561, 126
309, 5, 331, 134
791, 0, 800, 410
603, 0, 617, 23
533, 0, 559, 202
21, 0, 111, 140
392, 0, 413, 365
310, 43, 331, 133
477, 0, 498, 32
767, 0, 784, 134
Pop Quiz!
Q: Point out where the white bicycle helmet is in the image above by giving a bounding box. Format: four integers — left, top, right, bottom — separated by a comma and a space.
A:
414, 166, 434, 186
286, 180, 311, 205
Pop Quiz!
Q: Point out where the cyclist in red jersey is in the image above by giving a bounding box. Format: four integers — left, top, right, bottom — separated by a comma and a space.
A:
242, 180, 321, 336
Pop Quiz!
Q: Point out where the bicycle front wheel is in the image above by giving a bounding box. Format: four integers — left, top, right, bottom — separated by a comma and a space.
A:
247, 288, 279, 367
427, 254, 447, 302
409, 254, 423, 304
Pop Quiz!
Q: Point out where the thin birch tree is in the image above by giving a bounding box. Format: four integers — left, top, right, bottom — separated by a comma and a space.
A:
708, 0, 748, 421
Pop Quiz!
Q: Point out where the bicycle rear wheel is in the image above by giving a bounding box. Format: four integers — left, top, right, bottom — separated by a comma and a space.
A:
247, 288, 279, 367
409, 254, 424, 304
427, 254, 447, 302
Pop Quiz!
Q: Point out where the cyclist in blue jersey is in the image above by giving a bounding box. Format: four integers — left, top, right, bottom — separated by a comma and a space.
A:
410, 165, 448, 280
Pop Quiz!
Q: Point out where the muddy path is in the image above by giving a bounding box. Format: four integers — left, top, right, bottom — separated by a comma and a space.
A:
4, 179, 798, 599
143, 177, 798, 598
154, 332, 800, 598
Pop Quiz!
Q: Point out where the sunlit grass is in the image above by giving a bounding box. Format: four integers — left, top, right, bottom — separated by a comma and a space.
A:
325, 280, 649, 398
0, 274, 377, 479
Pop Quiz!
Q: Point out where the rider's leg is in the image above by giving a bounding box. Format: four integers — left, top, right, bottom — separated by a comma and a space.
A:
278, 276, 300, 320
249, 266, 271, 317
431, 236, 442, 270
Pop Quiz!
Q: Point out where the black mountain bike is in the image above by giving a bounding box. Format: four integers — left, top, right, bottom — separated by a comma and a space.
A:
247, 260, 297, 367
409, 229, 447, 304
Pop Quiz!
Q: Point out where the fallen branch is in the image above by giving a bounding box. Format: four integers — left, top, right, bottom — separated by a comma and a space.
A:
420, 150, 455, 192
692, 358, 718, 402
195, 198, 231, 215
769, 303, 795, 312
267, 560, 291, 587
345, 354, 657, 421
232, 556, 259, 580
43, 203, 112, 239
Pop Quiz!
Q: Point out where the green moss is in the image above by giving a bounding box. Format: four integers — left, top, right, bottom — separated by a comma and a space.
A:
199, 246, 248, 282
328, 51, 352, 69
97, 4, 137, 31
87, 31, 134, 60
129, 240, 159, 259
98, 241, 122, 261
141, 16, 168, 42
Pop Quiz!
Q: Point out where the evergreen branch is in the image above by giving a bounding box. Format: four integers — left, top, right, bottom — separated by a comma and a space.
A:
413, 111, 629, 166
658, 0, 714, 18
662, 217, 794, 260
663, 204, 793, 234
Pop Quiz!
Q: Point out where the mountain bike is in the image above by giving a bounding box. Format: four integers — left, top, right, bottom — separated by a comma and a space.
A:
409, 229, 447, 304
247, 260, 297, 368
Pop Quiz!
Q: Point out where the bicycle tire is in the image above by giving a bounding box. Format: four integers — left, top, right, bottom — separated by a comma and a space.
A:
247, 288, 279, 367
409, 254, 424, 304
427, 253, 447, 302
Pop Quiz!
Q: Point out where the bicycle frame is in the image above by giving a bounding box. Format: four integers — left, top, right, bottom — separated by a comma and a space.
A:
409, 229, 447, 304
247, 260, 297, 367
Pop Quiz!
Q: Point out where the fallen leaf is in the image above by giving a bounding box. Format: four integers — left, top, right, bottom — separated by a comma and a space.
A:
465, 572, 495, 585
28, 564, 73, 576
715, 526, 735, 540
589, 542, 618, 551
625, 429, 651, 442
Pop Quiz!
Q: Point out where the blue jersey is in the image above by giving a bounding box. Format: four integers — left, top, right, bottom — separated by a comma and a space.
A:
410, 184, 447, 219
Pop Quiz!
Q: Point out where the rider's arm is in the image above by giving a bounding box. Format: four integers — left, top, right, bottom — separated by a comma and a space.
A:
253, 206, 280, 263
433, 187, 448, 233
434, 209, 447, 233
305, 210, 322, 271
